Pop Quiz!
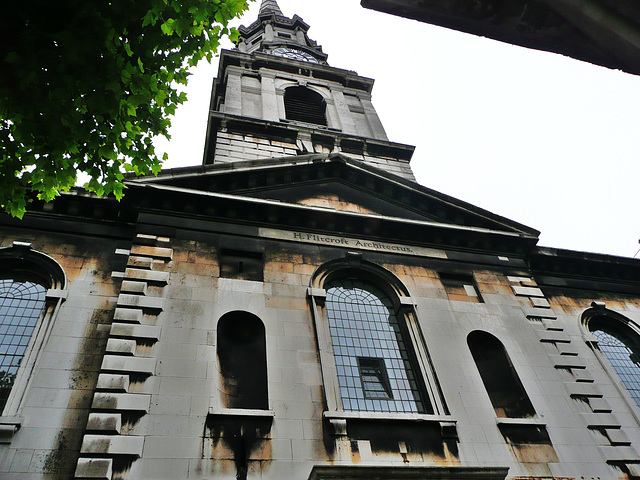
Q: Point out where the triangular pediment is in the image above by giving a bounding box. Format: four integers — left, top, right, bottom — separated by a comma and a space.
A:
128, 154, 539, 237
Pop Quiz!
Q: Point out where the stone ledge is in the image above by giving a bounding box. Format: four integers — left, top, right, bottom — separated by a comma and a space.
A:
75, 457, 113, 479
130, 245, 173, 261
113, 308, 143, 324
92, 393, 151, 413
124, 268, 170, 285
308, 465, 509, 480
105, 339, 137, 356
116, 294, 164, 312
110, 323, 161, 341
0, 417, 23, 444
598, 445, 640, 462
550, 355, 586, 369
536, 330, 571, 343
80, 434, 144, 457
96, 374, 130, 393
494, 417, 546, 427
101, 355, 156, 376
86, 413, 122, 434
565, 382, 602, 398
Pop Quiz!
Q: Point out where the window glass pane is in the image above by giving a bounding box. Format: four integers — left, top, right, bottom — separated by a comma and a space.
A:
326, 279, 429, 414
0, 279, 46, 411
592, 326, 640, 409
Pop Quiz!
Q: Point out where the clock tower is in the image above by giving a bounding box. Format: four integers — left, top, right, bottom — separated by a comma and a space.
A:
203, 0, 417, 180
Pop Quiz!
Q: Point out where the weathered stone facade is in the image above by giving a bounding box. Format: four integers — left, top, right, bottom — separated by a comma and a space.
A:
1, 2, 640, 479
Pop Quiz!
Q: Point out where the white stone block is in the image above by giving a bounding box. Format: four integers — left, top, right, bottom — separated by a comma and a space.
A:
531, 297, 551, 308
92, 393, 151, 412
131, 245, 173, 260
120, 280, 148, 295
113, 308, 142, 324
101, 355, 156, 375
589, 398, 612, 413
551, 355, 586, 368
86, 413, 122, 433
606, 428, 631, 445
110, 322, 161, 341
124, 268, 170, 284
127, 256, 154, 269
581, 413, 620, 428
106, 339, 137, 356
598, 445, 639, 462
96, 374, 129, 392
80, 434, 144, 457
75, 458, 113, 479
565, 382, 602, 398
117, 294, 164, 311
536, 330, 571, 343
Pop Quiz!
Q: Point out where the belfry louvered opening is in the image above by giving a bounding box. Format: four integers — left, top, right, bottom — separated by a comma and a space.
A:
284, 86, 327, 126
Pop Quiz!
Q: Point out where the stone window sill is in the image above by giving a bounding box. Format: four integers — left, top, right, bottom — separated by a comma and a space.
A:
0, 416, 23, 444
324, 411, 457, 438
308, 465, 509, 480
495, 417, 546, 427
208, 407, 275, 418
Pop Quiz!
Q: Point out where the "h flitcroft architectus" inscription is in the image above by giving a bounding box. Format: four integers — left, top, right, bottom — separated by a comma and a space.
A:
259, 228, 447, 259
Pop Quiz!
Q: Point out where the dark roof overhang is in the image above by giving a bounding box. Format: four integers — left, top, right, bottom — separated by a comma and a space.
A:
531, 246, 640, 294
361, 0, 640, 76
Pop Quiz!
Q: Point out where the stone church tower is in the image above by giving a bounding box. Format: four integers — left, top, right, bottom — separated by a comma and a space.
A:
202, 0, 415, 181
1, 2, 640, 479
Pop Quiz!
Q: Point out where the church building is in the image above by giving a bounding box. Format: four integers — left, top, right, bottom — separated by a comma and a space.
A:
1, 2, 640, 479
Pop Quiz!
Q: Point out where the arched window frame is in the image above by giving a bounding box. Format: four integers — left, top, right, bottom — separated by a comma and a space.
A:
283, 85, 328, 127
277, 80, 336, 128
581, 302, 640, 425
308, 255, 449, 420
0, 242, 67, 436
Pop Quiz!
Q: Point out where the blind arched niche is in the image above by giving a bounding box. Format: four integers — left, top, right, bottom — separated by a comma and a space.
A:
217, 311, 268, 410
468, 331, 536, 418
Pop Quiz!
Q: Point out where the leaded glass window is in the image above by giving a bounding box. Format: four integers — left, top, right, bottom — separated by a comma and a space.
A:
0, 279, 46, 411
592, 325, 640, 409
326, 279, 429, 414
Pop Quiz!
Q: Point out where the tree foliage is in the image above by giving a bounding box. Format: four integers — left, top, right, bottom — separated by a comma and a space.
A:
0, 0, 250, 217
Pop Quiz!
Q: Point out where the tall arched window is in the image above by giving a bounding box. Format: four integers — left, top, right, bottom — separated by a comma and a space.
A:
0, 242, 66, 418
589, 316, 640, 409
284, 86, 327, 126
325, 278, 429, 414
468, 331, 536, 418
217, 311, 268, 410
0, 279, 46, 411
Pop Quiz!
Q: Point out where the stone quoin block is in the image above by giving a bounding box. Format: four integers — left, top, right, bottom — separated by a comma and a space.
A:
91, 392, 151, 412
80, 434, 145, 457
110, 322, 161, 341
75, 458, 113, 479
101, 355, 156, 376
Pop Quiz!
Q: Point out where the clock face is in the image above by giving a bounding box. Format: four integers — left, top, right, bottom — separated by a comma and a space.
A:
271, 47, 319, 63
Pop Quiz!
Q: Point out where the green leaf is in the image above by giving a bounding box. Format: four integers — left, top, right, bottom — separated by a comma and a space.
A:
0, 0, 251, 217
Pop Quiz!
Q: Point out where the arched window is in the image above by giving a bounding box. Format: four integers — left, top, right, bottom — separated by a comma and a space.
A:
0, 279, 46, 411
284, 86, 327, 126
468, 331, 536, 418
217, 311, 268, 410
589, 316, 640, 409
325, 278, 430, 414
0, 242, 66, 418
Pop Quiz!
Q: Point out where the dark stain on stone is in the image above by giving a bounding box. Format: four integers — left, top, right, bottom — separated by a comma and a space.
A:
205, 415, 273, 480
90, 308, 113, 325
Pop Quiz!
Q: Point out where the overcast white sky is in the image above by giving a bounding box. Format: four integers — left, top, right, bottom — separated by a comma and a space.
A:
155, 0, 640, 259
